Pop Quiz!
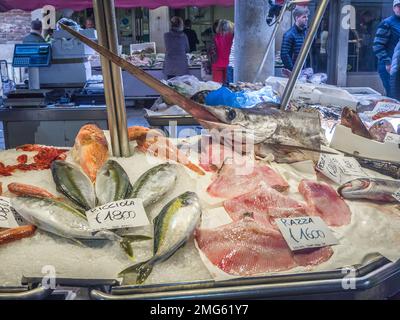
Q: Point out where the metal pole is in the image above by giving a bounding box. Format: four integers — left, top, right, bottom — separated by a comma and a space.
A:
280, 0, 330, 109
102, 0, 130, 157
93, 0, 130, 157
253, 1, 290, 83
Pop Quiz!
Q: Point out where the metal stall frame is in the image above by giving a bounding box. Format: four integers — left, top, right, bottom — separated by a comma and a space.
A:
86, 256, 400, 300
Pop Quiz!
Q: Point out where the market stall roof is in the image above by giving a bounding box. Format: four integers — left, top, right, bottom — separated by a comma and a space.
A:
0, 0, 234, 12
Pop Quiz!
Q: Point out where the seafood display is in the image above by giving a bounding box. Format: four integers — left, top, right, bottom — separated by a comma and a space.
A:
51, 161, 96, 211
368, 120, 396, 142
195, 218, 333, 276
207, 162, 289, 199
95, 160, 132, 206
341, 107, 372, 139
128, 126, 205, 176
338, 178, 400, 203
224, 183, 308, 229
130, 163, 178, 207
0, 225, 36, 246
298, 180, 352, 227
71, 124, 109, 182
0, 144, 68, 176
355, 157, 400, 180
7, 183, 58, 199
119, 192, 202, 283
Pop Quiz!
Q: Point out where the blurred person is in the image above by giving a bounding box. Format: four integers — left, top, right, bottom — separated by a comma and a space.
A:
163, 16, 190, 79
183, 19, 199, 52
211, 19, 234, 83
359, 11, 379, 71
85, 17, 95, 29
280, 6, 310, 72
23, 19, 46, 43
390, 40, 400, 100
227, 37, 235, 84
373, 0, 400, 97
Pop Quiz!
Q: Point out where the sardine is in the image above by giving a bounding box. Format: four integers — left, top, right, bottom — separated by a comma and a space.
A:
95, 160, 132, 205
51, 160, 96, 211
119, 191, 202, 283
130, 163, 178, 207
338, 178, 400, 203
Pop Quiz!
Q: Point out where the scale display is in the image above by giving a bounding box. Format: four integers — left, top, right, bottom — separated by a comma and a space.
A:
12, 44, 52, 67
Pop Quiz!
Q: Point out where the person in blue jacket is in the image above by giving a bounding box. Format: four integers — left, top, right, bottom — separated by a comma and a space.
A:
373, 0, 400, 98
280, 6, 310, 72
390, 40, 400, 101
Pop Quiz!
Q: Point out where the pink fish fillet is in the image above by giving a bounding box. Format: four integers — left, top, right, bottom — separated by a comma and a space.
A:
195, 218, 333, 276
207, 162, 289, 199
224, 184, 308, 229
298, 179, 352, 227
199, 143, 244, 172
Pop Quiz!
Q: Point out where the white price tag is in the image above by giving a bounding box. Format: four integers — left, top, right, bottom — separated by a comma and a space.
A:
0, 196, 19, 228
275, 216, 339, 251
317, 154, 367, 185
372, 101, 400, 115
86, 198, 150, 232
384, 133, 400, 144
393, 189, 400, 203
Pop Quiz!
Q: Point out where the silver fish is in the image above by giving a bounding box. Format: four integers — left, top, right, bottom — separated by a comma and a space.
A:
95, 160, 133, 205
130, 163, 178, 207
51, 160, 96, 211
338, 178, 400, 203
11, 196, 119, 241
199, 105, 322, 163
119, 191, 202, 283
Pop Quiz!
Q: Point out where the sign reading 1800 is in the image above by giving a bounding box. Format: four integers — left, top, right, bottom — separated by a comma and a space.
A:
86, 199, 150, 232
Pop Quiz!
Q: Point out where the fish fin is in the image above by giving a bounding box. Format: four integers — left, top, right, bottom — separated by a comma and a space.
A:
122, 235, 152, 242
135, 263, 154, 284
69, 238, 87, 247
118, 259, 150, 276
120, 239, 134, 259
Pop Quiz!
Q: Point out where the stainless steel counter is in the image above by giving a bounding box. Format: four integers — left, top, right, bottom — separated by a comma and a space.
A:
0, 106, 108, 148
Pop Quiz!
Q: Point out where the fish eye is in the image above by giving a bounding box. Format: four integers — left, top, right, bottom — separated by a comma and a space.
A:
226, 109, 237, 121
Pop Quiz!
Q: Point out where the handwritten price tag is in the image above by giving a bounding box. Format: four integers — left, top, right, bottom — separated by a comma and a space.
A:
275, 216, 339, 251
86, 198, 150, 232
384, 133, 400, 145
0, 196, 20, 228
317, 154, 367, 185
372, 101, 400, 114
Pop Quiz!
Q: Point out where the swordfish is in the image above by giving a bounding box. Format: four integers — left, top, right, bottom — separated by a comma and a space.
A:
60, 24, 322, 163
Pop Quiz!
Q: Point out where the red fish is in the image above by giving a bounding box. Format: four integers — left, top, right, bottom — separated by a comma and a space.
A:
207, 162, 289, 199
298, 180, 351, 227
224, 184, 307, 229
195, 218, 333, 276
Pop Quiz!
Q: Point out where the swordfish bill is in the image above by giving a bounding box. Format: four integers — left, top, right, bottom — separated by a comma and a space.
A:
60, 23, 219, 123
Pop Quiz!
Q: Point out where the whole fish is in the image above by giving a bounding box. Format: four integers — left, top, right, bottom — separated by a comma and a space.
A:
119, 191, 202, 284
200, 105, 321, 152
130, 163, 178, 207
12, 196, 120, 240
341, 107, 372, 139
338, 178, 400, 203
95, 160, 132, 205
354, 157, 400, 180
368, 119, 396, 142
51, 160, 96, 211
0, 225, 36, 245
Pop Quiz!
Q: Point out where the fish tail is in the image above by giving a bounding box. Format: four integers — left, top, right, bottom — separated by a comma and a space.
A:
136, 263, 154, 284
118, 260, 150, 276
120, 239, 134, 259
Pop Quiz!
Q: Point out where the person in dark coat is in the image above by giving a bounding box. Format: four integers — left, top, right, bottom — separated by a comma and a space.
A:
373, 0, 400, 98
280, 6, 310, 72
22, 19, 46, 43
390, 40, 400, 100
183, 19, 199, 52
163, 16, 190, 79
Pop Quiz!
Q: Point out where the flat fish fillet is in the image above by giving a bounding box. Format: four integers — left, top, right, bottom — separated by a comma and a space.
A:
224, 183, 307, 229
298, 179, 351, 227
207, 162, 289, 199
199, 143, 245, 172
195, 218, 333, 276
